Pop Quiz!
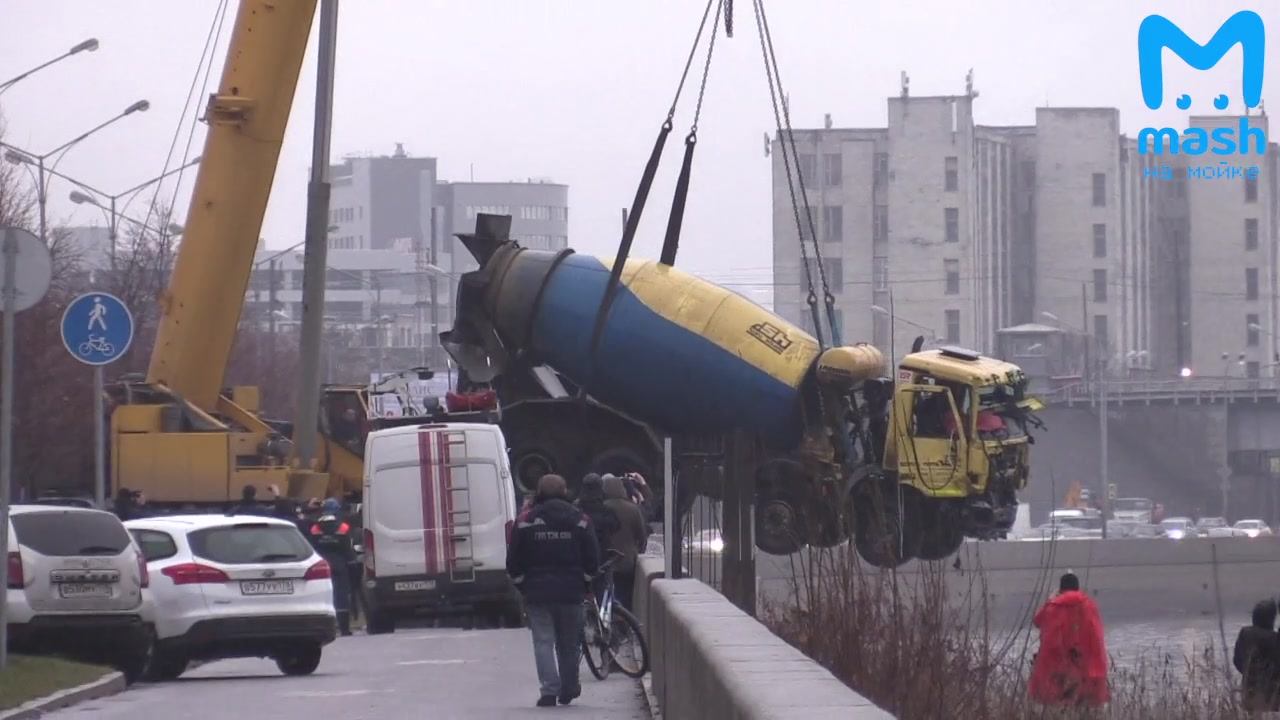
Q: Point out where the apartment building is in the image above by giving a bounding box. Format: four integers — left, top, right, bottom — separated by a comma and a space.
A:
773, 94, 1275, 378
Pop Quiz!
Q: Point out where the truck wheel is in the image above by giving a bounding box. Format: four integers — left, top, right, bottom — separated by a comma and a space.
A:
852, 483, 918, 568
912, 501, 965, 561
755, 493, 806, 555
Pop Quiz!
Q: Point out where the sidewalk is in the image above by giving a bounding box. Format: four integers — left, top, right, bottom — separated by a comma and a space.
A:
45, 628, 650, 720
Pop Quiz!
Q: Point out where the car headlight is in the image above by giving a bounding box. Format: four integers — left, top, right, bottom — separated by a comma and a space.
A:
710, 538, 725, 553
1167, 529, 1184, 540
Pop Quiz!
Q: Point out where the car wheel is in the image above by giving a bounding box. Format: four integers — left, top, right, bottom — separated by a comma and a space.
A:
275, 643, 323, 676
145, 649, 188, 682
118, 633, 156, 685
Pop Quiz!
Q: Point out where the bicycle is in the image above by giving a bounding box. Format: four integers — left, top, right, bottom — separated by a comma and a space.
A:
581, 549, 649, 680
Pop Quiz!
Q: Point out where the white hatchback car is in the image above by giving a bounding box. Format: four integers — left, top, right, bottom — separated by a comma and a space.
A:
6, 505, 155, 683
125, 514, 337, 680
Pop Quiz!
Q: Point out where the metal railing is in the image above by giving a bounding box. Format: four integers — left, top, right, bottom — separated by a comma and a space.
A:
1043, 376, 1280, 406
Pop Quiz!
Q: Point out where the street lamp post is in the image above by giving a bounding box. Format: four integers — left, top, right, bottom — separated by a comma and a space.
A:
2, 100, 151, 253
871, 297, 937, 361
0, 38, 99, 96
67, 156, 201, 269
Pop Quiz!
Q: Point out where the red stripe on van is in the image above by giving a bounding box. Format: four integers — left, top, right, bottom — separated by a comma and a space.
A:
418, 430, 438, 576
439, 430, 455, 568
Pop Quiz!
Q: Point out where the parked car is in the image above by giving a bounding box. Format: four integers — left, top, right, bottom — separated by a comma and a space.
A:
126, 515, 337, 680
683, 529, 725, 554
362, 422, 521, 634
6, 505, 155, 683
1160, 517, 1194, 539
1112, 497, 1155, 524
1233, 519, 1273, 538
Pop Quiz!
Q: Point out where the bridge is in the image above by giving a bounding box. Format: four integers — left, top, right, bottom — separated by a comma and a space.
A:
1043, 376, 1280, 407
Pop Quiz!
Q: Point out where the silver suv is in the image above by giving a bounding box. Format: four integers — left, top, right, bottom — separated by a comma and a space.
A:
6, 505, 156, 683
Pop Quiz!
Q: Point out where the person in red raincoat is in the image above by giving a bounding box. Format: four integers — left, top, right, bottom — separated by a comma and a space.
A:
1029, 572, 1109, 706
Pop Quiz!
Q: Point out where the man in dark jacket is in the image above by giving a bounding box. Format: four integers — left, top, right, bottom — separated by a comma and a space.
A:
310, 498, 356, 636
506, 474, 599, 708
576, 474, 619, 602
1234, 599, 1280, 711
603, 474, 648, 611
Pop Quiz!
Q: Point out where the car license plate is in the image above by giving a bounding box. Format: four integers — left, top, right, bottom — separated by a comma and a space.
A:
240, 580, 294, 596
394, 580, 435, 592
58, 583, 112, 599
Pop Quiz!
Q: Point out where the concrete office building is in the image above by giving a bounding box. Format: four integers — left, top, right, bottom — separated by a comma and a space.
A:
773, 91, 1275, 378
327, 144, 437, 251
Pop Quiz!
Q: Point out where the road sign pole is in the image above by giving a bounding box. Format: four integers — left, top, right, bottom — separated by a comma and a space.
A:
94, 365, 105, 509
0, 229, 17, 669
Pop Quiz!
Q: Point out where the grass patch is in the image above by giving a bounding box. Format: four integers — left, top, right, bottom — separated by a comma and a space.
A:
0, 655, 112, 711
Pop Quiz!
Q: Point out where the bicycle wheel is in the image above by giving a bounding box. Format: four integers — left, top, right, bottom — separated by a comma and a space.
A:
609, 605, 649, 678
581, 604, 612, 680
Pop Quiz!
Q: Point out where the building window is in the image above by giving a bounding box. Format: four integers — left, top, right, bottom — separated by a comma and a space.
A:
823, 206, 843, 243
1093, 314, 1109, 350
1093, 269, 1108, 302
944, 309, 960, 343
944, 208, 959, 243
825, 258, 843, 292
945, 259, 960, 295
872, 256, 889, 291
824, 154, 842, 186
1246, 218, 1259, 250
945, 156, 958, 192
798, 154, 817, 182
1092, 224, 1106, 258
1246, 175, 1259, 203
873, 205, 889, 244
1247, 314, 1260, 347
873, 153, 889, 188
1247, 361, 1261, 379
1247, 268, 1259, 300
1092, 173, 1106, 206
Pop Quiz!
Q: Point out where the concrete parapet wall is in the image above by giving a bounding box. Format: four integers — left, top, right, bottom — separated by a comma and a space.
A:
636, 556, 892, 719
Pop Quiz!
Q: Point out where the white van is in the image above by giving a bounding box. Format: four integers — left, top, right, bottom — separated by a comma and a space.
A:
361, 422, 521, 633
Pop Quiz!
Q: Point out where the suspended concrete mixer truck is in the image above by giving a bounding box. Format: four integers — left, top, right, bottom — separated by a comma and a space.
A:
442, 215, 1045, 567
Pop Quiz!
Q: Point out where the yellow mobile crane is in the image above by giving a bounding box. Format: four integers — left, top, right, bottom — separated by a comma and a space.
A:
108, 0, 330, 504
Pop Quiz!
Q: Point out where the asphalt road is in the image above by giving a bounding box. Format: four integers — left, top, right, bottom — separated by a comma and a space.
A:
46, 628, 650, 720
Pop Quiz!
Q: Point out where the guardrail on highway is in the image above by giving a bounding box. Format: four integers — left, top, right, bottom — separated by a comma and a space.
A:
1042, 376, 1280, 406
634, 555, 892, 720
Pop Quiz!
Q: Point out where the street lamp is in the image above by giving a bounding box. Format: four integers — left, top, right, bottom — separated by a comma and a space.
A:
2, 100, 151, 255
870, 304, 938, 342
66, 156, 199, 269
0, 38, 100, 96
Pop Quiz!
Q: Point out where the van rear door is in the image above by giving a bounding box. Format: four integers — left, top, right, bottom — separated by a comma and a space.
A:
366, 426, 510, 586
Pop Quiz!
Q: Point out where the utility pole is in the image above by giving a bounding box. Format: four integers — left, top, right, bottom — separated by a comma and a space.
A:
428, 206, 439, 368
292, 0, 338, 470
1099, 358, 1109, 539
1081, 282, 1090, 385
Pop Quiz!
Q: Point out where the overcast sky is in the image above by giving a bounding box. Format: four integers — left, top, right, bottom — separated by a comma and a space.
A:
3, 0, 1277, 298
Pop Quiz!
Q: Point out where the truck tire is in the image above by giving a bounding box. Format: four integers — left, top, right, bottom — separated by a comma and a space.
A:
852, 481, 918, 568
912, 501, 965, 561
755, 492, 807, 555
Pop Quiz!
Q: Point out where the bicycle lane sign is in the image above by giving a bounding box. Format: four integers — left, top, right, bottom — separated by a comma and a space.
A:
61, 292, 133, 366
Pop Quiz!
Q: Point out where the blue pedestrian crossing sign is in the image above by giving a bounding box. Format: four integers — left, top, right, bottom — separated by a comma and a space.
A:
61, 292, 134, 366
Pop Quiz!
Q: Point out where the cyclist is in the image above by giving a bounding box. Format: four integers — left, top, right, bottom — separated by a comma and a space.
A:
602, 474, 648, 611
576, 473, 619, 602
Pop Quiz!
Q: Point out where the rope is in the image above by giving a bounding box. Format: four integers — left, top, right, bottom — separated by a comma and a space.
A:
142, 0, 230, 237
750, 0, 824, 348
667, 0, 718, 122
756, 0, 841, 345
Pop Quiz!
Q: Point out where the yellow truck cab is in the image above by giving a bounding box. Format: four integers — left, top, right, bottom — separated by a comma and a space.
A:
856, 345, 1043, 565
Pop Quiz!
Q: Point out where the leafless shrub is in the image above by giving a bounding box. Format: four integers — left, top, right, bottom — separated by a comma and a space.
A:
764, 544, 1246, 720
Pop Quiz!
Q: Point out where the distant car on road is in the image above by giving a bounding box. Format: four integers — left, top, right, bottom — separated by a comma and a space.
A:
6, 505, 156, 683
1160, 517, 1194, 540
126, 514, 337, 681
1112, 497, 1155, 524
1233, 519, 1273, 538
1194, 517, 1243, 538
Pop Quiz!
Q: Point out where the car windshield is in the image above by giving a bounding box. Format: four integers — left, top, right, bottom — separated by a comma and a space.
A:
12, 511, 132, 556
1113, 499, 1151, 512
188, 523, 314, 565
1197, 518, 1226, 528
1161, 519, 1189, 530
1236, 521, 1261, 528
